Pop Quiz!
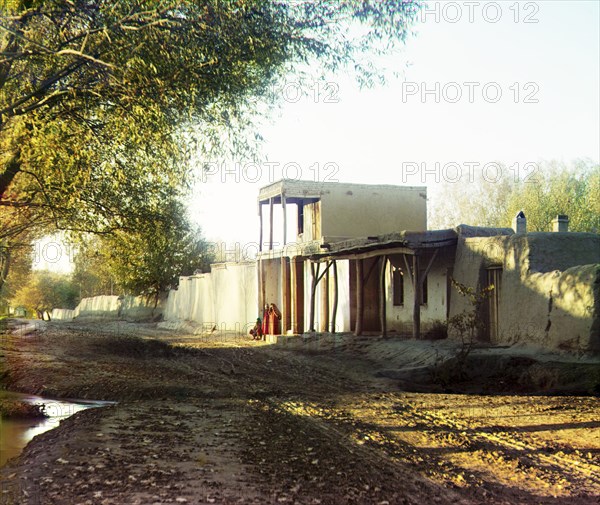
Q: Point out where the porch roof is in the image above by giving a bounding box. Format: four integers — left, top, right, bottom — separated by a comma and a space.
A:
302, 228, 459, 260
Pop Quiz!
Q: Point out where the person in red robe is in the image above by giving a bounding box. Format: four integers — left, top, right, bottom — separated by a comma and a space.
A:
261, 304, 269, 337
268, 303, 282, 335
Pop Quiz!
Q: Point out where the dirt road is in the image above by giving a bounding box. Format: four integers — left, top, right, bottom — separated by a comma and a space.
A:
0, 319, 598, 504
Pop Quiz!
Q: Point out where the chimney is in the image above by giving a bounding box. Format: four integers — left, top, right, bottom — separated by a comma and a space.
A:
513, 211, 526, 234
552, 215, 569, 232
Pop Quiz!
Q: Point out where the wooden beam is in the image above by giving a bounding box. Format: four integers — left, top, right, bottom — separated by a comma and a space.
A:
304, 246, 415, 263
281, 257, 290, 333
316, 260, 333, 283
331, 260, 338, 333
339, 246, 415, 262
282, 193, 287, 246
402, 253, 413, 284
321, 265, 329, 332
258, 203, 263, 252
355, 259, 364, 336
305, 260, 334, 332
379, 255, 387, 337
421, 249, 438, 282
309, 262, 320, 331
292, 258, 305, 334
412, 254, 421, 340
269, 198, 274, 250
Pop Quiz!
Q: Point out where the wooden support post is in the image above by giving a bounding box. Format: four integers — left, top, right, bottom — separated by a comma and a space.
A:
379, 255, 387, 338
258, 203, 263, 252
290, 256, 297, 333
321, 264, 330, 332
422, 249, 438, 280
309, 262, 320, 332
281, 257, 288, 333
355, 259, 364, 336
269, 198, 274, 250
412, 254, 421, 340
282, 193, 287, 246
331, 260, 338, 333
292, 258, 305, 334
402, 253, 413, 284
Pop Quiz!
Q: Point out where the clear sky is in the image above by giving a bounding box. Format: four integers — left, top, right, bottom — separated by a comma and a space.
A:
191, 0, 600, 252
37, 1, 600, 271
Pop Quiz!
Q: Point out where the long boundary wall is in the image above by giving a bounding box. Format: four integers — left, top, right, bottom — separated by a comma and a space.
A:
163, 261, 258, 333
51, 294, 163, 321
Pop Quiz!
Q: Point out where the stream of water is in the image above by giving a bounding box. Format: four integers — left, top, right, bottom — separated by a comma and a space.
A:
0, 390, 114, 467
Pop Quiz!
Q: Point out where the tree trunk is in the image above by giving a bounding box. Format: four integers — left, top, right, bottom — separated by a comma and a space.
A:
152, 290, 160, 318
0, 150, 21, 199
0, 245, 10, 293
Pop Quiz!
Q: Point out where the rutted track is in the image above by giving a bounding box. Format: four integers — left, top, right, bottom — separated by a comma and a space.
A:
1, 320, 598, 504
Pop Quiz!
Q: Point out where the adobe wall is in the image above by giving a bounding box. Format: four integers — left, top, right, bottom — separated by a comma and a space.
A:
211, 262, 259, 331
163, 261, 258, 332
319, 184, 427, 241
450, 233, 600, 352
51, 294, 163, 321
385, 250, 455, 336
51, 308, 76, 320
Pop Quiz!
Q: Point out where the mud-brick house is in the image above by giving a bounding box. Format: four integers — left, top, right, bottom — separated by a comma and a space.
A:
158, 179, 598, 353
256, 180, 599, 352
256, 179, 430, 336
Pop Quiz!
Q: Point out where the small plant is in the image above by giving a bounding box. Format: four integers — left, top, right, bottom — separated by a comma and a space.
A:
431, 280, 495, 385
448, 279, 495, 348
423, 320, 448, 340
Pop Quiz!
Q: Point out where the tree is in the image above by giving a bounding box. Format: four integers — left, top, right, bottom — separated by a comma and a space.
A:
73, 198, 213, 306
429, 160, 599, 233
71, 236, 118, 299
0, 236, 31, 313
0, 0, 422, 290
429, 168, 515, 230
11, 269, 78, 318
505, 160, 600, 233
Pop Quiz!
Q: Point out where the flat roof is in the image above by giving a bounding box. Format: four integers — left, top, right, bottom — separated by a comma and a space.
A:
258, 179, 426, 204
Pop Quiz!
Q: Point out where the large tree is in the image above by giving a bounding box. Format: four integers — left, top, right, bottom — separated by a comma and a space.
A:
505, 160, 600, 233
11, 269, 78, 318
0, 0, 421, 289
429, 160, 600, 233
0, 234, 30, 312
73, 198, 212, 304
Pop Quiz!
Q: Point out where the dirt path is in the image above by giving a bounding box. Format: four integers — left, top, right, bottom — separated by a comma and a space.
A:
1, 320, 598, 504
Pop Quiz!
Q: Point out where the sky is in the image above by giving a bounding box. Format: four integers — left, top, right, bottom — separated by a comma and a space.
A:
191, 0, 600, 251
37, 0, 600, 271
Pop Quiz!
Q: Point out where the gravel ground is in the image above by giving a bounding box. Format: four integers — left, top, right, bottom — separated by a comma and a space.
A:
0, 319, 598, 504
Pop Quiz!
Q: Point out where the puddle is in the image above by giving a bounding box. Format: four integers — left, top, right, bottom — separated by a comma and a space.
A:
0, 390, 114, 467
